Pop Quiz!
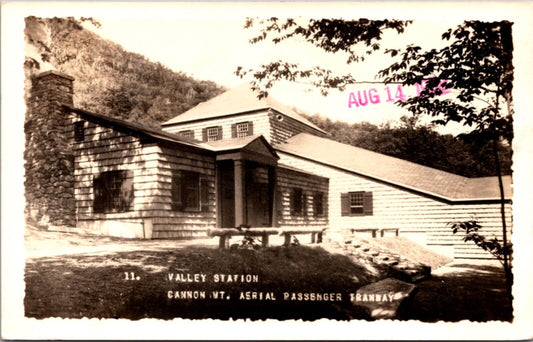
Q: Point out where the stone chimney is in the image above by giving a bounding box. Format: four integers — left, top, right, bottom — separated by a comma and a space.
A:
24, 70, 76, 227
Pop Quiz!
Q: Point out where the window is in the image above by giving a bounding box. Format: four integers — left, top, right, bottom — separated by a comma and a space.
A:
206, 126, 221, 141
231, 121, 254, 138
171, 171, 182, 211
291, 188, 307, 216
74, 121, 85, 142
93, 170, 133, 213
171, 170, 210, 212
341, 191, 373, 216
313, 192, 324, 217
179, 130, 194, 139
236, 122, 249, 137
182, 171, 200, 211
350, 192, 364, 214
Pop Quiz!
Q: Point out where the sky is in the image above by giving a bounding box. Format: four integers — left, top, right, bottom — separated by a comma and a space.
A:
85, 16, 470, 135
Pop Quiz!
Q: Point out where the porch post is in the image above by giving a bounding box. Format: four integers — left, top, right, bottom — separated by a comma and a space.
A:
268, 165, 277, 227
234, 159, 245, 227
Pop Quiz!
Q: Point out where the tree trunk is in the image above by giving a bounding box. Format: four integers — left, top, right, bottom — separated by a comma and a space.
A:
492, 136, 513, 297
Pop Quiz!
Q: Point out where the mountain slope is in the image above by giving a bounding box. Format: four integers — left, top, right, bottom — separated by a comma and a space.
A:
24, 16, 225, 129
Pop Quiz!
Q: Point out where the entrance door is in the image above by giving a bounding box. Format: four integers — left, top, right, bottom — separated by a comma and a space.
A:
246, 165, 271, 227
217, 160, 273, 228
218, 161, 235, 228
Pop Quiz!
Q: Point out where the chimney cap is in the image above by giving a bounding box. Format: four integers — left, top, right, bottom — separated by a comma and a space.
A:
36, 70, 75, 81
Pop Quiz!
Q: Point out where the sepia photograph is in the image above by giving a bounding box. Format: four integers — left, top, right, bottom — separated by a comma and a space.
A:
2, 1, 533, 340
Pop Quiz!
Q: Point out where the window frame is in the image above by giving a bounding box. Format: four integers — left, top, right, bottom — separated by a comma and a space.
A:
93, 170, 134, 214
171, 170, 210, 212
236, 122, 249, 138
181, 171, 201, 211
349, 191, 365, 215
291, 187, 304, 217
313, 191, 325, 217
207, 126, 220, 142
74, 121, 85, 142
179, 130, 195, 139
341, 191, 373, 216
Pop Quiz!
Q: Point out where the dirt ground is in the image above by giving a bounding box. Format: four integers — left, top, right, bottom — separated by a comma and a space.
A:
25, 224, 217, 259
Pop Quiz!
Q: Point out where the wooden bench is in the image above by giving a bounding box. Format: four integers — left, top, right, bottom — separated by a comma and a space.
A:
209, 227, 326, 249
278, 228, 325, 247
350, 228, 399, 238
209, 228, 280, 249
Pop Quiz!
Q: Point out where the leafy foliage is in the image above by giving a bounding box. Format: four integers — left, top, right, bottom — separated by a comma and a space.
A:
378, 21, 513, 139
24, 16, 225, 128
450, 220, 512, 266
236, 18, 411, 97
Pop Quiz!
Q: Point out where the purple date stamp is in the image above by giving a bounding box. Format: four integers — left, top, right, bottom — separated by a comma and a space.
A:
348, 80, 450, 108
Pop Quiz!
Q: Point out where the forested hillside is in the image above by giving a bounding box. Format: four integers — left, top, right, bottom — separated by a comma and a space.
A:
300, 112, 512, 178
24, 17, 225, 128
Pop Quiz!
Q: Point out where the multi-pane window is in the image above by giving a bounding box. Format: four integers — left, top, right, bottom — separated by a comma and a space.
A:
349, 192, 364, 214
231, 121, 253, 138
313, 192, 324, 217
236, 122, 249, 138
207, 127, 220, 141
182, 171, 200, 211
341, 191, 373, 216
179, 130, 194, 139
171, 170, 210, 212
74, 121, 85, 142
93, 170, 133, 213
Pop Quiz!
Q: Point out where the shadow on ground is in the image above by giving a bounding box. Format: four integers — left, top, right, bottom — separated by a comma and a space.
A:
397, 263, 513, 322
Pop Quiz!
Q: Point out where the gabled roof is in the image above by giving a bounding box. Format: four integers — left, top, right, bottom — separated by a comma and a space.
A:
202, 134, 279, 158
276, 133, 512, 202
162, 83, 325, 134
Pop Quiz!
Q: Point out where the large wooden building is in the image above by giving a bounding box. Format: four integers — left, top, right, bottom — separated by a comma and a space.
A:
26, 71, 512, 259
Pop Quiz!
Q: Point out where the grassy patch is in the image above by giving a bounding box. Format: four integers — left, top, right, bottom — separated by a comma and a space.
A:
25, 246, 379, 320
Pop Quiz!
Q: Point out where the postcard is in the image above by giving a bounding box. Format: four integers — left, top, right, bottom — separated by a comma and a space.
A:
2, 1, 532, 340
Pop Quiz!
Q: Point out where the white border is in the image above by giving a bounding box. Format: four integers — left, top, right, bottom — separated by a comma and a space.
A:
2, 1, 533, 340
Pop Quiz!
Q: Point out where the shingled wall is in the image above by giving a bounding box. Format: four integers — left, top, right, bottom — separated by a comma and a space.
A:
24, 71, 76, 226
